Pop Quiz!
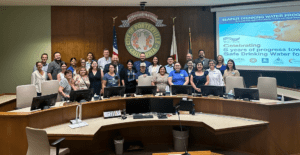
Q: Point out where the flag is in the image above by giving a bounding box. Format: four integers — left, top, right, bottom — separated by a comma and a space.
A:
170, 24, 178, 62
188, 27, 192, 54
113, 26, 118, 56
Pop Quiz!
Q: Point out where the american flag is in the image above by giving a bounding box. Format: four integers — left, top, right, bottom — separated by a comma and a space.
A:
113, 25, 118, 56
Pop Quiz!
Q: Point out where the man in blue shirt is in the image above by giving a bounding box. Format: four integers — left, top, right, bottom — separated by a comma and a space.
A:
136, 62, 150, 83
168, 62, 189, 85
134, 52, 151, 72
165, 56, 174, 74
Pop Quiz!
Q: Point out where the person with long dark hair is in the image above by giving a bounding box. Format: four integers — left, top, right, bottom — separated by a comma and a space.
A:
89, 60, 103, 95
102, 64, 120, 88
152, 66, 169, 93
223, 59, 240, 84
57, 62, 67, 82
215, 55, 226, 75
67, 57, 77, 75
121, 60, 137, 94
148, 56, 161, 76
31, 61, 47, 96
190, 62, 209, 93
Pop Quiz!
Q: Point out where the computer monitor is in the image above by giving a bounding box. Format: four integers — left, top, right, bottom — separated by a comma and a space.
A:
136, 86, 157, 95
200, 85, 224, 97
30, 93, 58, 111
234, 88, 259, 101
103, 86, 125, 98
176, 100, 195, 113
126, 99, 151, 114
150, 98, 175, 114
70, 89, 94, 102
171, 85, 192, 95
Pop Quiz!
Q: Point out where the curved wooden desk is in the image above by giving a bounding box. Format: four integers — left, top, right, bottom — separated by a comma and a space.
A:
1, 95, 300, 155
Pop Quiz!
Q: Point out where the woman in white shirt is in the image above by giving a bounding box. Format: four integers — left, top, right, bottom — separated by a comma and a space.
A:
148, 56, 161, 76
207, 59, 224, 86
31, 61, 47, 96
57, 62, 67, 82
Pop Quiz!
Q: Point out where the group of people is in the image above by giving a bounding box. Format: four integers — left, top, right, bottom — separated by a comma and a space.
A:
31, 48, 240, 100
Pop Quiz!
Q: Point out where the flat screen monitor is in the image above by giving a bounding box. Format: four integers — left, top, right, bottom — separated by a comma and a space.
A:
126, 99, 150, 114
201, 86, 224, 97
136, 86, 157, 95
31, 93, 58, 111
103, 86, 125, 98
234, 88, 259, 100
70, 89, 93, 102
171, 85, 192, 95
177, 100, 195, 113
150, 98, 175, 114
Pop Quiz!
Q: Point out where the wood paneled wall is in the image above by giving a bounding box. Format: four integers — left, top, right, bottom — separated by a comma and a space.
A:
51, 6, 215, 67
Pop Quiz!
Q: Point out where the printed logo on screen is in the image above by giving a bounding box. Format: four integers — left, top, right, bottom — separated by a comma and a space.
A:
225, 58, 245, 63
262, 58, 269, 63
223, 37, 240, 43
274, 57, 284, 64
249, 58, 257, 63
289, 59, 300, 64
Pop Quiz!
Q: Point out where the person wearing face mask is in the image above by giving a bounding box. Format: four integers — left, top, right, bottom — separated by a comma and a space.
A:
97, 48, 111, 70
168, 62, 189, 86
223, 59, 240, 84
207, 60, 224, 86
121, 60, 137, 94
183, 53, 195, 70
47, 52, 65, 80
193, 50, 209, 70
33, 53, 49, 73
190, 62, 209, 93
31, 61, 47, 96
134, 52, 151, 72
103, 55, 124, 76
215, 55, 226, 75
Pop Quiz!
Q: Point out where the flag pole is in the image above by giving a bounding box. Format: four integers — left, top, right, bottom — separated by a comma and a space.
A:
112, 16, 118, 26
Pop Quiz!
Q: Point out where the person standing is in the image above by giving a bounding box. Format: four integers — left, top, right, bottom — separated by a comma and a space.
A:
215, 55, 226, 75
168, 62, 189, 86
190, 62, 209, 93
148, 56, 161, 76
58, 70, 75, 101
223, 59, 240, 84
121, 60, 137, 94
103, 55, 124, 76
193, 50, 209, 70
31, 62, 47, 96
152, 66, 169, 93
97, 48, 112, 70
89, 61, 103, 95
134, 52, 151, 72
86, 52, 95, 71
47, 52, 65, 80
136, 62, 150, 83
102, 64, 120, 88
183, 53, 194, 70
207, 60, 224, 86
165, 56, 174, 74
67, 57, 77, 75
33, 53, 49, 73
73, 67, 90, 90
57, 62, 67, 82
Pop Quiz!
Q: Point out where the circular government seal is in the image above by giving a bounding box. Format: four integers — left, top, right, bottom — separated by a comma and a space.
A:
125, 22, 161, 58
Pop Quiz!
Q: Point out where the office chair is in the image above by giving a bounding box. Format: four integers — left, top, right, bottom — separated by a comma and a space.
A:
225, 76, 245, 94
138, 76, 152, 86
26, 127, 70, 155
257, 77, 277, 100
16, 84, 37, 109
41, 80, 61, 101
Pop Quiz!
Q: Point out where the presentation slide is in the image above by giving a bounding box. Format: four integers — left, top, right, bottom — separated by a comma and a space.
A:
219, 11, 300, 70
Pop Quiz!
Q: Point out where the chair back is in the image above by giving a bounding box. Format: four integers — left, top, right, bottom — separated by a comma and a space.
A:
16, 84, 37, 108
26, 127, 50, 155
138, 76, 152, 86
225, 76, 245, 94
41, 80, 61, 101
257, 77, 277, 100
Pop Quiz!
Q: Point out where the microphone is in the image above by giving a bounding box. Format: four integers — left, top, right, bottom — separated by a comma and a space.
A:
175, 105, 191, 155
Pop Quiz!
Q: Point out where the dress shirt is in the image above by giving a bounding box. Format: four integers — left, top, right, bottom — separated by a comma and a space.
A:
33, 63, 49, 73
134, 60, 151, 72
165, 64, 174, 74
207, 68, 224, 86
31, 70, 47, 93
148, 65, 161, 76
193, 58, 209, 69
98, 57, 112, 70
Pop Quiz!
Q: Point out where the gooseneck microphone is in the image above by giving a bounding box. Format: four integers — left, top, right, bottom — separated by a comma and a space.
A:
175, 105, 191, 155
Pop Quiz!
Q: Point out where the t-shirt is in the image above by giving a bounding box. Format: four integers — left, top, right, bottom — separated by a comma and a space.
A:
136, 70, 150, 79
59, 78, 72, 97
168, 70, 188, 85
47, 60, 65, 80
103, 73, 120, 87
191, 71, 208, 88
